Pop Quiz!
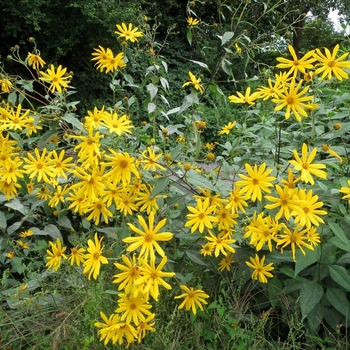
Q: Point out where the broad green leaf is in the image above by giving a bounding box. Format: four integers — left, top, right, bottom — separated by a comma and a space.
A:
57, 216, 72, 229
185, 250, 210, 267
147, 83, 158, 100
7, 222, 22, 235
0, 211, 7, 231
5, 199, 28, 215
300, 281, 324, 318
62, 113, 85, 132
151, 177, 169, 198
8, 91, 17, 105
43, 224, 63, 241
294, 245, 321, 277
267, 278, 283, 308
221, 58, 233, 77
186, 30, 193, 45
221, 31, 235, 45
328, 221, 350, 252
147, 102, 156, 114
329, 265, 350, 291
188, 59, 209, 70
326, 287, 350, 317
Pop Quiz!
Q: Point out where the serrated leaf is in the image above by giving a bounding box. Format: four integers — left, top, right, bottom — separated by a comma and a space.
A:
221, 31, 235, 45
62, 113, 85, 132
188, 60, 209, 70
329, 265, 350, 291
294, 245, 321, 277
326, 287, 350, 316
299, 281, 324, 318
151, 177, 169, 198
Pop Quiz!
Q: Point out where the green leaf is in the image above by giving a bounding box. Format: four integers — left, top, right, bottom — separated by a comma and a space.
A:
328, 222, 350, 252
329, 265, 350, 291
5, 199, 28, 215
221, 58, 233, 77
294, 245, 321, 277
299, 281, 324, 318
326, 287, 350, 317
267, 278, 283, 308
8, 91, 17, 105
151, 177, 169, 198
221, 31, 235, 45
188, 60, 209, 70
185, 250, 210, 267
0, 211, 7, 231
44, 224, 63, 241
147, 102, 156, 114
61, 113, 85, 132
147, 83, 158, 101
57, 216, 72, 229
7, 222, 22, 235
186, 30, 193, 45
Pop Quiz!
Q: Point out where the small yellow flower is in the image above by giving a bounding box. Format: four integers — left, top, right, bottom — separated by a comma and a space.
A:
187, 17, 200, 26
115, 23, 143, 43
182, 71, 205, 94
174, 285, 209, 314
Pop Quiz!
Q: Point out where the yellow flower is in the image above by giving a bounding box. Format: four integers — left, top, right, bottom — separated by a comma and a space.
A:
218, 121, 236, 135
0, 78, 12, 93
272, 79, 313, 122
205, 230, 236, 257
187, 17, 200, 26
235, 43, 242, 53
140, 147, 166, 171
277, 224, 314, 262
246, 254, 274, 283
225, 186, 249, 214
83, 233, 108, 280
289, 143, 327, 185
45, 238, 67, 271
101, 111, 133, 135
19, 230, 34, 238
236, 163, 276, 202
115, 23, 143, 43
68, 246, 86, 266
322, 144, 342, 163
339, 180, 350, 203
185, 198, 218, 233
91, 46, 113, 72
200, 242, 215, 256
218, 253, 234, 272
39, 64, 72, 93
116, 292, 153, 326
257, 78, 284, 100
228, 87, 260, 105
0, 157, 25, 184
313, 44, 350, 81
27, 52, 46, 70
292, 189, 327, 228
182, 71, 205, 94
276, 45, 315, 78
123, 212, 173, 262
174, 285, 210, 314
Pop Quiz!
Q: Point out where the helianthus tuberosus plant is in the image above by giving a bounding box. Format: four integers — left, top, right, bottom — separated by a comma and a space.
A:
1, 8, 350, 350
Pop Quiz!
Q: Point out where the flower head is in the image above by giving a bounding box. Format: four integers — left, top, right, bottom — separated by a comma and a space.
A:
218, 121, 236, 135
228, 87, 260, 105
27, 53, 46, 70
115, 23, 143, 42
246, 254, 274, 283
174, 285, 210, 314
187, 17, 200, 26
39, 64, 71, 93
182, 71, 205, 94
45, 238, 67, 271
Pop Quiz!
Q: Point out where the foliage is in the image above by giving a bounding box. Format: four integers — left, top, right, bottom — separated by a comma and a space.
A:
2, 2, 350, 349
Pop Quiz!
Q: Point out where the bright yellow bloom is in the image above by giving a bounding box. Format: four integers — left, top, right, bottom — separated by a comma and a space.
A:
39, 64, 71, 93
50, 149, 75, 178
185, 198, 218, 233
27, 53, 46, 70
19, 230, 34, 238
85, 199, 113, 225
68, 246, 86, 266
136, 184, 163, 215
272, 79, 313, 122
236, 163, 276, 202
276, 45, 315, 78
228, 87, 260, 105
140, 147, 166, 171
225, 186, 249, 214
0, 157, 25, 183
218, 253, 234, 272
289, 143, 327, 185
115, 23, 143, 42
182, 71, 205, 94
102, 50, 126, 73
116, 292, 153, 326
174, 285, 210, 315
277, 225, 314, 262
23, 148, 55, 183
134, 256, 175, 301
0, 78, 12, 93
45, 238, 67, 271
313, 44, 350, 81
116, 189, 138, 216
48, 184, 69, 207
200, 242, 215, 256
257, 77, 284, 100
216, 205, 237, 231
124, 212, 173, 262
83, 233, 108, 280
0, 180, 21, 200
136, 314, 156, 343
205, 230, 236, 257
340, 180, 350, 203
91, 46, 113, 72
187, 17, 200, 26
322, 144, 342, 163
218, 121, 236, 135
101, 111, 133, 135
292, 189, 327, 228
0, 104, 32, 131
246, 254, 274, 283
194, 187, 228, 208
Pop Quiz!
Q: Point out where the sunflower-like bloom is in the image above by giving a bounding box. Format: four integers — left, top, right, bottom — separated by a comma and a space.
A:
205, 230, 236, 257
182, 71, 205, 94
218, 121, 236, 135
123, 212, 173, 262
39, 64, 71, 93
289, 143, 327, 185
83, 233, 108, 280
140, 147, 166, 171
272, 79, 314, 122
91, 46, 113, 72
276, 45, 315, 78
174, 285, 210, 315
228, 87, 260, 105
185, 198, 218, 233
115, 22, 143, 42
45, 238, 67, 271
246, 254, 274, 283
218, 253, 234, 272
27, 53, 46, 70
236, 163, 276, 202
257, 77, 284, 100
322, 144, 343, 163
313, 44, 350, 81
187, 17, 200, 26
0, 78, 12, 93
277, 224, 314, 262
292, 189, 327, 228
0, 157, 25, 184
340, 179, 350, 203
101, 111, 134, 135
68, 246, 86, 266
225, 185, 249, 214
